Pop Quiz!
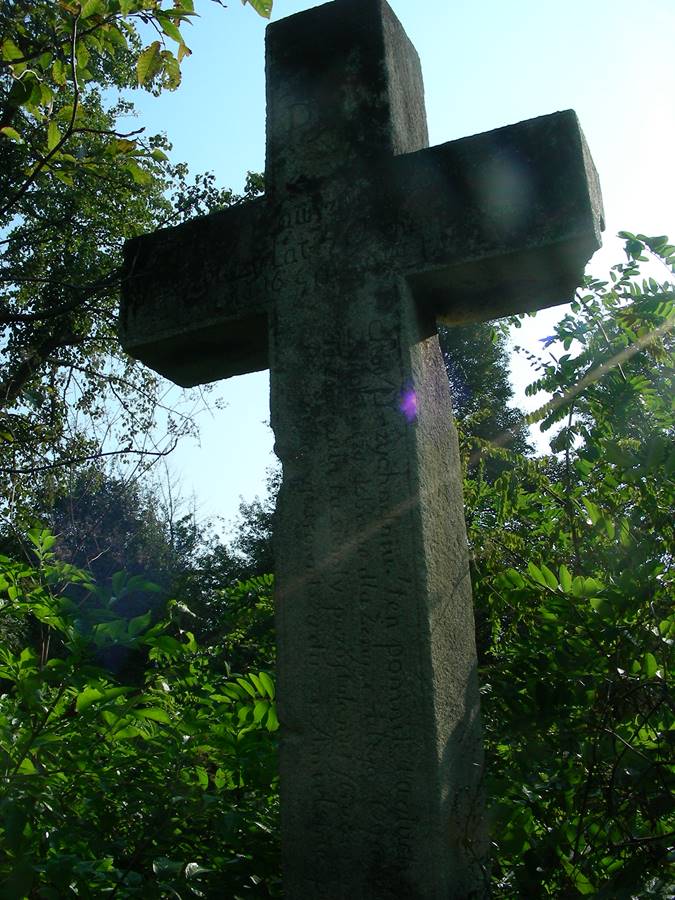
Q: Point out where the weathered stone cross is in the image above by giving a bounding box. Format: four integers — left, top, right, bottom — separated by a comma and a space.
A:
120, 0, 603, 896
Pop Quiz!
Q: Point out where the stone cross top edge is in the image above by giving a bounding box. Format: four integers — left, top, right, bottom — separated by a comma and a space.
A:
119, 1, 604, 898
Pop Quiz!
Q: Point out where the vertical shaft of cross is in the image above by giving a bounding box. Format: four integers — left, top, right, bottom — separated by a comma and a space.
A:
270, 273, 486, 898
265, 5, 487, 894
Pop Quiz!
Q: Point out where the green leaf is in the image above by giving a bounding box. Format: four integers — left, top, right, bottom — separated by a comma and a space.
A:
617, 518, 632, 548
153, 857, 184, 877
582, 497, 601, 525
104, 24, 129, 51
527, 562, 547, 588
571, 576, 586, 597
0, 126, 23, 142
81, 0, 105, 18
236, 677, 257, 699
75, 688, 103, 711
1, 38, 24, 63
183, 630, 197, 652
574, 458, 593, 478
540, 564, 558, 590
125, 160, 152, 185
135, 707, 171, 724
558, 565, 572, 593
76, 685, 131, 712
572, 576, 604, 598
258, 671, 275, 699
253, 699, 269, 723
52, 58, 67, 85
110, 725, 143, 741
265, 704, 279, 732
47, 120, 61, 151
584, 577, 605, 594
219, 684, 246, 701
241, 0, 273, 18
249, 672, 264, 695
128, 610, 152, 636
643, 653, 658, 678
114, 138, 137, 154
75, 41, 90, 73
158, 50, 181, 90
137, 41, 162, 86
573, 871, 595, 895
7, 78, 32, 108
501, 568, 525, 589
56, 103, 76, 124
101, 709, 124, 727
148, 635, 185, 657
18, 757, 37, 775
177, 41, 191, 64
111, 570, 126, 596
590, 597, 612, 618
185, 862, 212, 879
156, 12, 187, 46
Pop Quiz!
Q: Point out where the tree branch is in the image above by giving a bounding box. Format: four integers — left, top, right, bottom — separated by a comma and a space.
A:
0, 270, 120, 324
0, 327, 87, 410
0, 439, 179, 476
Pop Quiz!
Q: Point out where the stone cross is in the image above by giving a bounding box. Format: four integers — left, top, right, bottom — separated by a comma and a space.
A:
120, 1, 603, 896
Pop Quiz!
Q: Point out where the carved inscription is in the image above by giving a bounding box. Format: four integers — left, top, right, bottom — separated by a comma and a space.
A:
274, 287, 427, 891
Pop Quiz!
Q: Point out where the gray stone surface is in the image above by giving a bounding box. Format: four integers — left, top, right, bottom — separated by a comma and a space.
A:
119, 0, 604, 896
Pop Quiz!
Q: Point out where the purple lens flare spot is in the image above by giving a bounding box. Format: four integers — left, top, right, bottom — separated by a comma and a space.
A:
399, 385, 418, 423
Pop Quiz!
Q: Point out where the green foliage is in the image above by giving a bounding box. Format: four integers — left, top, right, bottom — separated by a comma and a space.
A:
0, 529, 280, 898
241, 0, 273, 19
469, 234, 674, 896
1, 0, 272, 170
45, 467, 178, 581
2, 1, 197, 202
0, 0, 266, 515
172, 468, 278, 660
439, 321, 531, 475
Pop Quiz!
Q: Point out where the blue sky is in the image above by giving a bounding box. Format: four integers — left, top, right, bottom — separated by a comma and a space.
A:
126, 0, 675, 531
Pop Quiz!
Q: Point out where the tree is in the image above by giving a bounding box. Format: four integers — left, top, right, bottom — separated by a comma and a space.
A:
228, 467, 279, 579
31, 463, 276, 674
438, 321, 530, 474
0, 1, 268, 519
469, 233, 674, 897
170, 469, 279, 668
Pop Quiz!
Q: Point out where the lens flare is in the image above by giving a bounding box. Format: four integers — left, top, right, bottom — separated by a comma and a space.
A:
400, 386, 417, 423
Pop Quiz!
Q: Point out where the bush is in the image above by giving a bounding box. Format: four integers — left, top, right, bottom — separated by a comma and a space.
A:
0, 529, 280, 898
468, 233, 674, 897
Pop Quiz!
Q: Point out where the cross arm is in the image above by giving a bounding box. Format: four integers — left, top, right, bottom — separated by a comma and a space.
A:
119, 197, 272, 387
381, 109, 604, 324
